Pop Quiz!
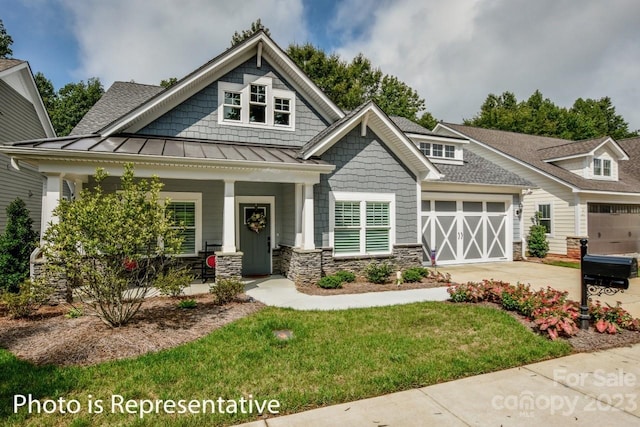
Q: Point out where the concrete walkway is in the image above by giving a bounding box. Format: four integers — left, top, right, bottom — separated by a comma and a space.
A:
237, 344, 640, 426
243, 276, 450, 310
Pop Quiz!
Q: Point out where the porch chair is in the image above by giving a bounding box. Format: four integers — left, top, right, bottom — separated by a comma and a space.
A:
201, 241, 218, 283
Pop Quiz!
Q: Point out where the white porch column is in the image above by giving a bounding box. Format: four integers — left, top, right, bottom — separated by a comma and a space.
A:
294, 183, 303, 247
222, 180, 237, 253
72, 178, 84, 200
41, 174, 63, 239
301, 183, 315, 250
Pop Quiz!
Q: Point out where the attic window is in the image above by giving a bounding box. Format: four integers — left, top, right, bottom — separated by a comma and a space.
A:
420, 143, 456, 159
218, 75, 295, 131
594, 158, 611, 177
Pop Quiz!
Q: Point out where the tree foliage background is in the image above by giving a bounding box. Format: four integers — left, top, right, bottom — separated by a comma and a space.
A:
465, 90, 638, 140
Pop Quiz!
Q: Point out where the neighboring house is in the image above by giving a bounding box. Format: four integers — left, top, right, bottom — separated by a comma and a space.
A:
0, 59, 56, 234
0, 32, 531, 284
434, 123, 640, 257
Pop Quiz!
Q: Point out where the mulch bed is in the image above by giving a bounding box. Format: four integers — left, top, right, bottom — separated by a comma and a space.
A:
296, 277, 446, 295
0, 293, 264, 367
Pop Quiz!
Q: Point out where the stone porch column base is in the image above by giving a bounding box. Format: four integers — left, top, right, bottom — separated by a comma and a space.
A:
215, 252, 243, 280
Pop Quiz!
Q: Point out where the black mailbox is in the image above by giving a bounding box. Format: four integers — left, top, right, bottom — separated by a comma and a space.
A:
582, 254, 637, 290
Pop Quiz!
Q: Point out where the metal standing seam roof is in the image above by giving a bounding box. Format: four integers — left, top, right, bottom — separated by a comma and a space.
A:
442, 123, 640, 193
10, 134, 331, 167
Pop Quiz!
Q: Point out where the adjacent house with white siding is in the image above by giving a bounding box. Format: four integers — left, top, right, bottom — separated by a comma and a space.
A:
434, 123, 640, 257
0, 59, 56, 233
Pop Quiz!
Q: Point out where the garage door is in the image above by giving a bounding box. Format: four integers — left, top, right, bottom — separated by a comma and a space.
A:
421, 196, 512, 265
588, 203, 640, 254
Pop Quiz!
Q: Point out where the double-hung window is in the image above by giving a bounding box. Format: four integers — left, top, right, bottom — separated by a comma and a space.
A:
332, 193, 395, 256
593, 158, 612, 177
218, 75, 295, 130
537, 203, 552, 234
249, 84, 267, 123
161, 192, 202, 256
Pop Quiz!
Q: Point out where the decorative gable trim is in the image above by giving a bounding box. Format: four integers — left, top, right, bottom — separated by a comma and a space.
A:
302, 102, 442, 181
101, 31, 343, 137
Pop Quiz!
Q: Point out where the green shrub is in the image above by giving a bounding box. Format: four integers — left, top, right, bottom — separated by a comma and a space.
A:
210, 278, 245, 305
154, 267, 194, 297
65, 307, 83, 319
1, 279, 52, 318
364, 262, 393, 284
317, 275, 343, 289
402, 267, 426, 283
335, 270, 355, 283
527, 212, 549, 258
0, 198, 38, 293
178, 299, 197, 309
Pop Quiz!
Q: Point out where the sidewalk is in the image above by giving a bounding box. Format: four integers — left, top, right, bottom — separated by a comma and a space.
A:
242, 275, 450, 310
236, 344, 640, 426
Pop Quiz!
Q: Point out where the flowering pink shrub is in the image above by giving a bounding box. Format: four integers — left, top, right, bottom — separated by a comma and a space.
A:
447, 280, 639, 339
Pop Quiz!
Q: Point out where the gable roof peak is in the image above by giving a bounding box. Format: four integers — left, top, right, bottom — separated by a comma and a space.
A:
99, 30, 344, 136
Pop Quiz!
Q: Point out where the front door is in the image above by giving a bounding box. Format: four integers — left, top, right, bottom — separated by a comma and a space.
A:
239, 203, 271, 276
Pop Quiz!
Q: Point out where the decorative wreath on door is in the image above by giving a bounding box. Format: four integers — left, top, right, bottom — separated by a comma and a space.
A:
247, 209, 267, 233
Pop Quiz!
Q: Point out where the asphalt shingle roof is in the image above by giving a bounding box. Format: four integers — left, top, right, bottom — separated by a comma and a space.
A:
442, 123, 640, 193
436, 149, 533, 186
0, 58, 25, 73
71, 82, 164, 135
537, 136, 611, 160
618, 137, 640, 180
389, 116, 439, 136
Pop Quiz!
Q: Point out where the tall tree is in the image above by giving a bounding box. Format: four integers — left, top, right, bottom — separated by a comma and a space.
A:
230, 18, 270, 47
0, 19, 13, 58
47, 78, 104, 136
466, 90, 637, 140
160, 77, 178, 88
34, 72, 56, 112
287, 43, 432, 123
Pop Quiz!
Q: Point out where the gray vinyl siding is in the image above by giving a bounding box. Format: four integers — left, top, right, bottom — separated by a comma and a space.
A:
0, 154, 43, 234
138, 57, 329, 147
0, 80, 47, 143
88, 177, 295, 249
315, 127, 418, 248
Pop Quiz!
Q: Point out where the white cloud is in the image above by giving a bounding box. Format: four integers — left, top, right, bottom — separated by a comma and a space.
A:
332, 0, 640, 130
60, 0, 307, 86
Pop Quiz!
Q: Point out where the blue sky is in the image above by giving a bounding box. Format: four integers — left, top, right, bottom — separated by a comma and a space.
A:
2, 0, 640, 130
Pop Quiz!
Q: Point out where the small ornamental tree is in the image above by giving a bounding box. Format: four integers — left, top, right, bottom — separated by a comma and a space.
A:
41, 164, 185, 327
0, 198, 38, 293
527, 212, 549, 258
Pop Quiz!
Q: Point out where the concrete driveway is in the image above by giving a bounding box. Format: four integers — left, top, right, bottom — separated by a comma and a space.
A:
438, 261, 640, 318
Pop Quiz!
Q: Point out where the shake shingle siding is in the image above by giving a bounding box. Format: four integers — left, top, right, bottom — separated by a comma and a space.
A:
315, 127, 418, 248
138, 57, 328, 146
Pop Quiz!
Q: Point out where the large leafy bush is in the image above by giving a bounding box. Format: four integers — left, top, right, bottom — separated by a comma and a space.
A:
41, 164, 184, 327
0, 198, 38, 293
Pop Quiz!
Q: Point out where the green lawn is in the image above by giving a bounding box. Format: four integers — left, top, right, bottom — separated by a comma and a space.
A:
0, 302, 571, 426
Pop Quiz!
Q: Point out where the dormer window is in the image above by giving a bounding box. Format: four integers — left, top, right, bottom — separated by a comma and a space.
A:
420, 142, 455, 159
594, 158, 611, 177
218, 75, 295, 130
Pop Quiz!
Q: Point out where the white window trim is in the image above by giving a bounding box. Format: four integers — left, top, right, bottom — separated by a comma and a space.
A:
592, 157, 614, 180
535, 201, 553, 237
217, 75, 296, 131
161, 192, 203, 257
329, 191, 396, 257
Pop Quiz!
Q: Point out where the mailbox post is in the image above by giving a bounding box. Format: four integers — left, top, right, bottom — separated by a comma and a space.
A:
579, 239, 589, 330
579, 239, 636, 330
